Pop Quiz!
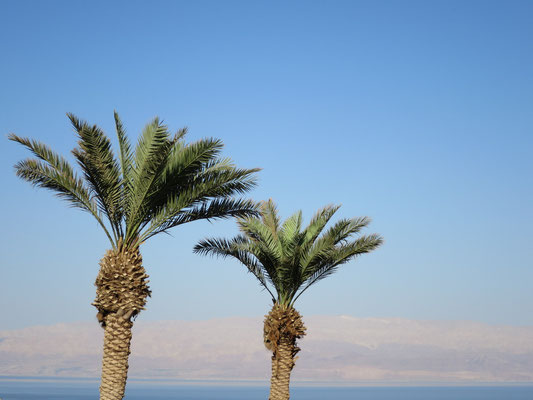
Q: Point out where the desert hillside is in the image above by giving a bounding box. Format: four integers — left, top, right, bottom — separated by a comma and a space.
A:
1, 316, 532, 383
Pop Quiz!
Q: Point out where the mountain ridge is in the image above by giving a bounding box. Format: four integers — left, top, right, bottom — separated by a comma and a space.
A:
1, 316, 532, 383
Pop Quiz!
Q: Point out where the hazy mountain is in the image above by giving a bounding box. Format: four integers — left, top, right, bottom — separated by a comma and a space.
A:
1, 316, 532, 383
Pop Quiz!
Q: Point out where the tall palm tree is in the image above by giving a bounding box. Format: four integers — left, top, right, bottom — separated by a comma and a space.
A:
9, 112, 260, 400
194, 200, 382, 400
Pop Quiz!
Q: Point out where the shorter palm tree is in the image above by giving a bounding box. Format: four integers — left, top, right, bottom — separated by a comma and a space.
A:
194, 199, 383, 400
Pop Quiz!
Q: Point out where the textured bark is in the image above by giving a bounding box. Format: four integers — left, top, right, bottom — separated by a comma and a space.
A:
269, 337, 296, 400
93, 247, 151, 400
99, 313, 133, 400
264, 304, 306, 400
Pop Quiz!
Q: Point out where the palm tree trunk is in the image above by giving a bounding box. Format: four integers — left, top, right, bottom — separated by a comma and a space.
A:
269, 336, 296, 400
93, 247, 151, 400
99, 313, 133, 400
264, 303, 306, 400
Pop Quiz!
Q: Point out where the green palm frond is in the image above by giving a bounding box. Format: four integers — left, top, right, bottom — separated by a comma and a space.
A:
68, 113, 123, 239
8, 134, 114, 244
9, 134, 76, 173
138, 136, 258, 223
304, 234, 382, 285
11, 113, 260, 251
138, 155, 259, 241
238, 216, 283, 263
158, 137, 224, 192
280, 210, 302, 247
194, 236, 275, 300
114, 111, 133, 199
131, 117, 171, 177
242, 239, 281, 293
125, 119, 176, 245
261, 199, 281, 234
303, 204, 340, 245
300, 216, 371, 273
142, 197, 259, 241
325, 216, 371, 244
184, 165, 259, 200
195, 200, 382, 307
293, 233, 383, 304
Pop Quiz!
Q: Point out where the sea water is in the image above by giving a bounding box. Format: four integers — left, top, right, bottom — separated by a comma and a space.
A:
1, 380, 533, 400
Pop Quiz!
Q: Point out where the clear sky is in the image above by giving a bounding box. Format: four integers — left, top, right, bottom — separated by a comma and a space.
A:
1, 0, 532, 330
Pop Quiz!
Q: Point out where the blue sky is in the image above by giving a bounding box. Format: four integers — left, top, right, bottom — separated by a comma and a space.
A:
1, 0, 532, 329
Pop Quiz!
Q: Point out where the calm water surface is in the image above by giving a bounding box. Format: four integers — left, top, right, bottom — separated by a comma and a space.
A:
1, 381, 532, 400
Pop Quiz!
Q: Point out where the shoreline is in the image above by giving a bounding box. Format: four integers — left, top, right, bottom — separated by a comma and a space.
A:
1, 376, 533, 388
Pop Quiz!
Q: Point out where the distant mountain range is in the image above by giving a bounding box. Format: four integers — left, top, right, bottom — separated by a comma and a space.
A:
1, 316, 532, 383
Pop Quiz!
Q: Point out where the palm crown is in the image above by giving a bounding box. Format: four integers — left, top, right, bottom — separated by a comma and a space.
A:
9, 112, 260, 249
10, 112, 260, 400
194, 199, 383, 307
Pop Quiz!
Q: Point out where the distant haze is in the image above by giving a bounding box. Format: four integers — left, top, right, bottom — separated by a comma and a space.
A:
1, 316, 532, 384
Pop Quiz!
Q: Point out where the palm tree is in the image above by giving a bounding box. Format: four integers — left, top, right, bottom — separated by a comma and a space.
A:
194, 200, 382, 400
9, 112, 260, 400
